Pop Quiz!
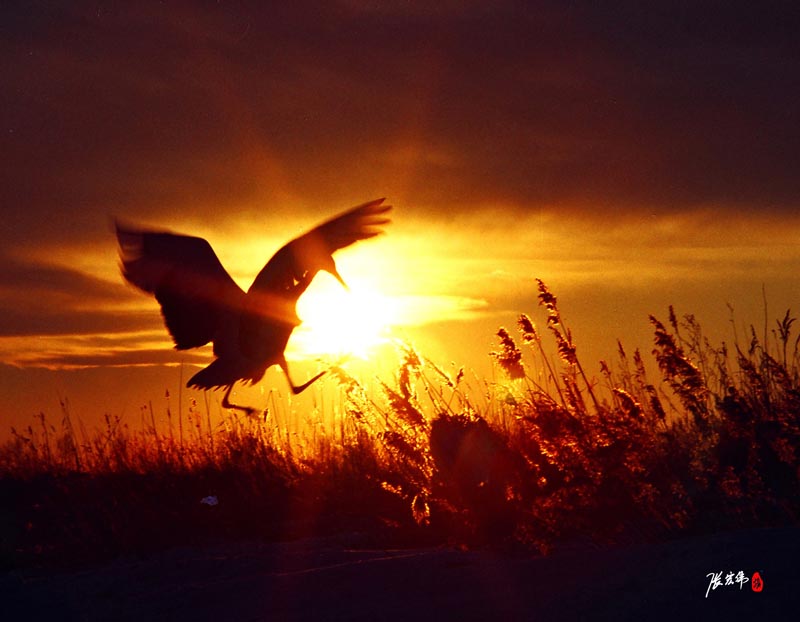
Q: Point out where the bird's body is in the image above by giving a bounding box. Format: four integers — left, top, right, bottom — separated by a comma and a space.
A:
116, 199, 391, 413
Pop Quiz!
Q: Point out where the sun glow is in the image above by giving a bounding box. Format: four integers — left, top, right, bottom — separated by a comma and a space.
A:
290, 273, 401, 360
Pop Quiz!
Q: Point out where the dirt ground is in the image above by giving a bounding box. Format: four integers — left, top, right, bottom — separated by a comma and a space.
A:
3, 527, 797, 621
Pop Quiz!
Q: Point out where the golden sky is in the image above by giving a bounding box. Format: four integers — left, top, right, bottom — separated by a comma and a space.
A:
1, 1, 799, 431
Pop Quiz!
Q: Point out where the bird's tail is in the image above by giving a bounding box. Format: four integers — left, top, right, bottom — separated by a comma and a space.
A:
187, 359, 265, 390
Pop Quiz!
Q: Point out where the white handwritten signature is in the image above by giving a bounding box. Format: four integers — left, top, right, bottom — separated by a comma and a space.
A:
705, 571, 751, 598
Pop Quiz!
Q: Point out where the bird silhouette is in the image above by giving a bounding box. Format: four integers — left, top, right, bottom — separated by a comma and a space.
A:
116, 198, 392, 415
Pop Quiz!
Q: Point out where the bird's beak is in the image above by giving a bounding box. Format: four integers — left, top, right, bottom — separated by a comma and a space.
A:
328, 267, 349, 291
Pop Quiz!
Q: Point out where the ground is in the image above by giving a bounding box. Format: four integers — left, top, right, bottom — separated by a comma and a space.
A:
2, 527, 797, 621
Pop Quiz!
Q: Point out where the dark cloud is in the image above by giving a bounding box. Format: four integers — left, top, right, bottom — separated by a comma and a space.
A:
1, 0, 798, 247
0, 306, 154, 338
0, 252, 213, 368
19, 348, 209, 370
0, 253, 152, 337
0, 254, 118, 300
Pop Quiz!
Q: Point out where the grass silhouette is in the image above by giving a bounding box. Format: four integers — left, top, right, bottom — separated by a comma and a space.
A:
2, 280, 799, 568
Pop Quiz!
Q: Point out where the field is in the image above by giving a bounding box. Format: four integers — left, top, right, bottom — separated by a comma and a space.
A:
2, 280, 799, 575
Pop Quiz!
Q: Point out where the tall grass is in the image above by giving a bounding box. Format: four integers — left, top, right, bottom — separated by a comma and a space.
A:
2, 280, 799, 566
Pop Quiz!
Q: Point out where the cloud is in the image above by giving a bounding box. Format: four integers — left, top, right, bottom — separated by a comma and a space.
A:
2, 0, 798, 260
0, 254, 119, 302
1, 1, 799, 378
0, 253, 176, 368
8, 348, 209, 370
0, 253, 149, 336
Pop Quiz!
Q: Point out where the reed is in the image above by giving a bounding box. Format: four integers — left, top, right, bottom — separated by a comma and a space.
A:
2, 280, 798, 566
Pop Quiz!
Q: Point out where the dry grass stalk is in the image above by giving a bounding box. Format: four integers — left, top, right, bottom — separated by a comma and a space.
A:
3, 279, 800, 563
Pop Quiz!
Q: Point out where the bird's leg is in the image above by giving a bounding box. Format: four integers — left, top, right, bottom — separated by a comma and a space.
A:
290, 371, 327, 395
280, 358, 327, 395
222, 385, 257, 417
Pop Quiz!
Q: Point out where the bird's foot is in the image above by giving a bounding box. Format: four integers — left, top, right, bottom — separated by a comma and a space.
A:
242, 406, 258, 418
244, 407, 269, 422
222, 386, 268, 419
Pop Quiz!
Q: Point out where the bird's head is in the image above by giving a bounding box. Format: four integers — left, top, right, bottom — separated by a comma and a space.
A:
297, 238, 349, 291
319, 254, 348, 291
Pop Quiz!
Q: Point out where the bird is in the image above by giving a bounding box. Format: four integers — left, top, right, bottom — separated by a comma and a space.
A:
116, 198, 392, 415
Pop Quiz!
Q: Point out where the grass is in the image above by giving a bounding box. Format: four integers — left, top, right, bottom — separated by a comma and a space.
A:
2, 279, 799, 568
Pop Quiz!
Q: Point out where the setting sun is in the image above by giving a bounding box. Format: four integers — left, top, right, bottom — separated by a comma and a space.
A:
292, 273, 399, 359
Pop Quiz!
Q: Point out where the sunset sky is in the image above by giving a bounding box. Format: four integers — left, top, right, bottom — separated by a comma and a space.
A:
2, 1, 799, 432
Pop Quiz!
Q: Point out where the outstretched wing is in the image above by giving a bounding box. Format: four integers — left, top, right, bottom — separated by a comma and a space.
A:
311, 197, 393, 252
116, 222, 245, 350
248, 198, 392, 298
